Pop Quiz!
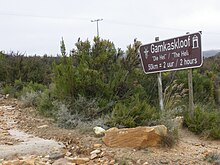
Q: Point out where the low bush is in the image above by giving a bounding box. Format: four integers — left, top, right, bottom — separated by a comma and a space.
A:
156, 107, 184, 132
20, 81, 46, 107
37, 89, 57, 118
2, 79, 46, 99
184, 105, 220, 139
20, 91, 40, 107
68, 95, 100, 121
107, 94, 159, 128
2, 84, 15, 97
56, 102, 79, 129
160, 128, 179, 148
3, 79, 25, 98
56, 95, 101, 129
21, 81, 46, 95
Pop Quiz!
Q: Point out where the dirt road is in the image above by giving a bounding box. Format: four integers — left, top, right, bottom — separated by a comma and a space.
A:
0, 98, 220, 164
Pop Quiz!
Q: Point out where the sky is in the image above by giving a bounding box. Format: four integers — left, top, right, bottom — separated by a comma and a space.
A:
1, 0, 220, 55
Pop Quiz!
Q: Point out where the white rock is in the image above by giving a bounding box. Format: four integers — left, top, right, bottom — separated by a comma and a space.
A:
93, 126, 105, 136
69, 157, 89, 164
65, 151, 72, 157
5, 94, 9, 98
90, 153, 98, 160
93, 143, 102, 148
37, 125, 49, 129
90, 149, 101, 155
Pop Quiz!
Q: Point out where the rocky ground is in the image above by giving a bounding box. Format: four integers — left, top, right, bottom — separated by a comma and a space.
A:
0, 98, 220, 165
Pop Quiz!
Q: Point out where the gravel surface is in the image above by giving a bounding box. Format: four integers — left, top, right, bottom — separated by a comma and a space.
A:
0, 98, 220, 165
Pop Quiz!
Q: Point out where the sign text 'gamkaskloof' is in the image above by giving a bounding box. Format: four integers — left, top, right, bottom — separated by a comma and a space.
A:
139, 32, 202, 74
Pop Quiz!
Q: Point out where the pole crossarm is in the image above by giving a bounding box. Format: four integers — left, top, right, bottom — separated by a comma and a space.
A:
91, 18, 103, 37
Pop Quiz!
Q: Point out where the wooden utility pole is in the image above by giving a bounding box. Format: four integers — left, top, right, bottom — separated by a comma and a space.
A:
91, 19, 103, 37
155, 37, 164, 111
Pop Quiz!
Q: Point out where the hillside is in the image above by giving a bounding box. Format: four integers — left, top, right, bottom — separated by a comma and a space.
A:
203, 49, 220, 58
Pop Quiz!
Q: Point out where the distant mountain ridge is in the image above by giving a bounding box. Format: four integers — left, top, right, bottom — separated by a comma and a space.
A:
203, 50, 220, 58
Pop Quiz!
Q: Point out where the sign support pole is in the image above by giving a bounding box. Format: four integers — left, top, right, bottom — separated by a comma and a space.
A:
158, 72, 164, 111
188, 68, 194, 117
155, 37, 164, 111
186, 32, 195, 117
139, 32, 202, 113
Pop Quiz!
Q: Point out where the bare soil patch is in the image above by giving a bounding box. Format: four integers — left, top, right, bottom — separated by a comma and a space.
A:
1, 98, 220, 164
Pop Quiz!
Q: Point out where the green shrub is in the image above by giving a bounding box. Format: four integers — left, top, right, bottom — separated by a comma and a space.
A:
175, 70, 215, 105
107, 95, 159, 128
184, 105, 220, 139
2, 79, 46, 99
37, 89, 57, 118
56, 95, 101, 129
68, 95, 100, 121
156, 109, 184, 132
20, 91, 40, 107
56, 102, 79, 128
14, 79, 24, 92
0, 52, 54, 85
21, 81, 46, 94
2, 84, 15, 96
1, 79, 24, 97
19, 81, 46, 104
107, 103, 136, 127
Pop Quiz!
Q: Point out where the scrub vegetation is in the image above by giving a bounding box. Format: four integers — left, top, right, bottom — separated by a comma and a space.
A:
0, 37, 220, 139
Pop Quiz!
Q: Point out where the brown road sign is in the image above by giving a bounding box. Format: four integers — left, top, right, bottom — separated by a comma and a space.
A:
139, 32, 202, 74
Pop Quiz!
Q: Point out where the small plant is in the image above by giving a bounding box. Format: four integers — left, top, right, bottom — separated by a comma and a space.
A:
160, 129, 179, 148
163, 80, 187, 111
116, 158, 134, 165
156, 109, 184, 132
204, 152, 220, 164
37, 89, 56, 118
20, 91, 40, 107
56, 102, 80, 129
2, 84, 14, 96
21, 81, 46, 95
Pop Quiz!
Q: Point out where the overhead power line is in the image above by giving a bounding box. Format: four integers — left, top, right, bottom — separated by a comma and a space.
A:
1, 12, 220, 35
0, 12, 89, 21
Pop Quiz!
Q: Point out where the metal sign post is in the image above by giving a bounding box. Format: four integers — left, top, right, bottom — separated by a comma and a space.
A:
157, 72, 164, 111
155, 37, 164, 111
186, 32, 195, 117
188, 68, 194, 116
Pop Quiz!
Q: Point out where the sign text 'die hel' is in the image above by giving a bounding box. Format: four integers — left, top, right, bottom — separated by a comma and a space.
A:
139, 32, 202, 74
